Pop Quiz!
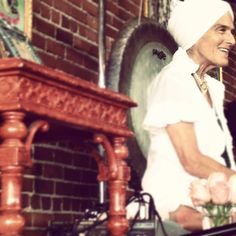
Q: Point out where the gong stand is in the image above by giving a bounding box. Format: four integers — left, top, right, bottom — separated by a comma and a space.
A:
0, 57, 136, 236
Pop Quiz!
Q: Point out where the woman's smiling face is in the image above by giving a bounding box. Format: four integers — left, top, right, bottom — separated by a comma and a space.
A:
189, 12, 235, 68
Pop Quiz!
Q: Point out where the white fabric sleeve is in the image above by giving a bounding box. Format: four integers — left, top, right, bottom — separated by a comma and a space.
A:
143, 73, 199, 132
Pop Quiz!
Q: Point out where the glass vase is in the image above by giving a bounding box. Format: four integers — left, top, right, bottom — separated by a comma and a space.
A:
202, 203, 233, 230
202, 214, 233, 229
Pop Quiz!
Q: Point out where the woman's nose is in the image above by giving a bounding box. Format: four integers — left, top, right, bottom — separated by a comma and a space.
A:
227, 31, 236, 46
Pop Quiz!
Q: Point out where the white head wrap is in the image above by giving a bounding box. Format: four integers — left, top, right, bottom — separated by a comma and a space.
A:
167, 0, 234, 50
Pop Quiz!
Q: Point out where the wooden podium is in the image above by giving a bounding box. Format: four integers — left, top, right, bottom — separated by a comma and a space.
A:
0, 58, 136, 236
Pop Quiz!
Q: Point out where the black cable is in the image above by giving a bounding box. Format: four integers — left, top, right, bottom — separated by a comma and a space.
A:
74, 202, 109, 225
126, 191, 169, 236
140, 192, 169, 236
128, 201, 142, 233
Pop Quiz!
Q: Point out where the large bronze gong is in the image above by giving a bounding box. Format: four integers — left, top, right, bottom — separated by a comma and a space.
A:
106, 17, 177, 185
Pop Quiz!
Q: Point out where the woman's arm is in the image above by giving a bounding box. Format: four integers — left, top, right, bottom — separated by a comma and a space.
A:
169, 205, 203, 231
166, 121, 236, 179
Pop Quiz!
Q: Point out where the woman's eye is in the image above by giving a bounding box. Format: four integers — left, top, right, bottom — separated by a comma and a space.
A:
218, 27, 226, 33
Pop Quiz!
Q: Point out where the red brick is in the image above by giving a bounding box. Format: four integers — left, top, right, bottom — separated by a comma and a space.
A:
120, 1, 139, 16
35, 179, 54, 194
70, 19, 78, 33
66, 47, 84, 64
78, 24, 87, 37
22, 177, 34, 192
33, 17, 56, 38
43, 163, 63, 179
83, 54, 98, 71
46, 38, 66, 57
71, 8, 87, 23
86, 29, 98, 43
32, 33, 46, 50
32, 145, 55, 162
32, 0, 41, 14
23, 212, 33, 227
79, 184, 97, 198
73, 154, 92, 168
83, 1, 98, 17
51, 9, 60, 24
55, 182, 78, 196
42, 196, 52, 210
31, 194, 41, 209
73, 36, 98, 57
53, 197, 62, 211
64, 168, 81, 182
105, 24, 119, 39
63, 197, 72, 210
32, 213, 53, 227
40, 2, 51, 19
24, 163, 43, 176
37, 51, 59, 69
80, 170, 97, 184
22, 194, 30, 208
53, 1, 71, 15
87, 14, 98, 31
51, 57, 97, 82
106, 1, 119, 16
54, 150, 74, 165
56, 28, 73, 45
116, 7, 134, 21
107, 14, 124, 31
62, 15, 70, 29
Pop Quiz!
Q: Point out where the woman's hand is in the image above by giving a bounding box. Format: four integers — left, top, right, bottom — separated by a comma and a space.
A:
169, 205, 203, 231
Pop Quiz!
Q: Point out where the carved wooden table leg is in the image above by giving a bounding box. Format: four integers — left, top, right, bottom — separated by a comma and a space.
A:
94, 134, 130, 236
107, 137, 130, 236
0, 111, 49, 236
0, 166, 25, 236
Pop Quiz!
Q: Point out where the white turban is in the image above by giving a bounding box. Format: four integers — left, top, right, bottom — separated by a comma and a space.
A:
167, 0, 234, 50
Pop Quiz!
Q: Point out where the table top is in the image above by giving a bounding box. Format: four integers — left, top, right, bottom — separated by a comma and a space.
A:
0, 57, 137, 137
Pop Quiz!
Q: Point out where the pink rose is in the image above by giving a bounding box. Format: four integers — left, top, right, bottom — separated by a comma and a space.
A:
190, 179, 211, 206
208, 172, 227, 188
208, 172, 230, 204
228, 175, 236, 204
209, 182, 230, 204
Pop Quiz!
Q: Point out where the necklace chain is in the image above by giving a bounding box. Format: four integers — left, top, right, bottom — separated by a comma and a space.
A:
192, 73, 208, 94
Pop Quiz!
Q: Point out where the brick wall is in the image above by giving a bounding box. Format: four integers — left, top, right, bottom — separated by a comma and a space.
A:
32, 0, 140, 83
22, 127, 99, 235
23, 0, 140, 235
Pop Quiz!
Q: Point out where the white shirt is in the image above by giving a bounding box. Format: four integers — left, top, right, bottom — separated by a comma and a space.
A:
142, 47, 235, 220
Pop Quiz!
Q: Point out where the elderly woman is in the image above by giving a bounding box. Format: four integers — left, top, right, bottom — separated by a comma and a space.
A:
142, 0, 236, 232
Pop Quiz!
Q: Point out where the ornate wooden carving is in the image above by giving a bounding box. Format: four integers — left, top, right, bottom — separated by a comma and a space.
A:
94, 134, 130, 236
0, 58, 136, 235
0, 58, 135, 137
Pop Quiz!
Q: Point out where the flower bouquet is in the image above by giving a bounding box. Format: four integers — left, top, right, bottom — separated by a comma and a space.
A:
190, 172, 236, 229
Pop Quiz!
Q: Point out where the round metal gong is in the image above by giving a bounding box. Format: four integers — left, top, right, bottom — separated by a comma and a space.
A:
106, 17, 178, 182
